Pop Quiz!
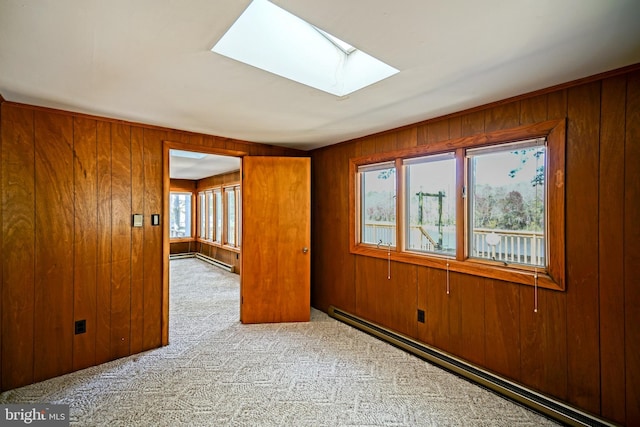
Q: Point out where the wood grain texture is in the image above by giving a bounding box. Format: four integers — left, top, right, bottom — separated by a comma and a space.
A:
624, 71, 640, 426
356, 258, 417, 338
519, 287, 568, 399
72, 116, 98, 371
519, 94, 548, 125
484, 103, 519, 133
130, 126, 145, 355
142, 128, 164, 349
310, 144, 354, 313
33, 110, 74, 382
419, 268, 451, 351
1, 105, 35, 390
598, 76, 627, 424
111, 123, 132, 358
484, 280, 520, 379
95, 121, 112, 364
458, 275, 486, 366
241, 157, 310, 324
565, 82, 601, 413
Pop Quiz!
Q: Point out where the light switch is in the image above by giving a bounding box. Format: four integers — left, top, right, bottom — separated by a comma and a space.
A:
151, 214, 160, 226
132, 214, 143, 227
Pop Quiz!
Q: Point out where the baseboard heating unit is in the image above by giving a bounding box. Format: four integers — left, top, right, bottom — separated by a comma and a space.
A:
169, 252, 235, 273
328, 306, 615, 427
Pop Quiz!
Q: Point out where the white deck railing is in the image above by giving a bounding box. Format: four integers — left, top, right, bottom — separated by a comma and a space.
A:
363, 223, 544, 266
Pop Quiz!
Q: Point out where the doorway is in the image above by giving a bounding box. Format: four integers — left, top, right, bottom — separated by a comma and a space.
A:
162, 141, 246, 345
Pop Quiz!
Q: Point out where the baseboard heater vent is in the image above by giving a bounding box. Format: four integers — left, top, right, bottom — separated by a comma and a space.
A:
195, 253, 235, 273
328, 306, 614, 427
169, 252, 235, 273
169, 253, 196, 260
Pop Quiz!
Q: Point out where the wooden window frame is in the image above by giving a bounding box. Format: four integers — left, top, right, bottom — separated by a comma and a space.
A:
349, 119, 566, 291
223, 184, 241, 249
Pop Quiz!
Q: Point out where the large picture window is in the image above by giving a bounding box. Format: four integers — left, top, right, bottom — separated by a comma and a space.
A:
349, 120, 565, 290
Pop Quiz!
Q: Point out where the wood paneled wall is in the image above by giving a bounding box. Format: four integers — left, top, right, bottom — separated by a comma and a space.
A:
0, 102, 300, 391
311, 68, 640, 425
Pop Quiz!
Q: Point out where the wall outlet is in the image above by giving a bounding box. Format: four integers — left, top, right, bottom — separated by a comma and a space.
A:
417, 309, 425, 323
75, 319, 87, 335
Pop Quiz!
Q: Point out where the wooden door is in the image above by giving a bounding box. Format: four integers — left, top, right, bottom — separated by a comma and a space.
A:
241, 156, 311, 323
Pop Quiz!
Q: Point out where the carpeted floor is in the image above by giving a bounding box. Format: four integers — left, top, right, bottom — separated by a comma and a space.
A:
0, 258, 559, 426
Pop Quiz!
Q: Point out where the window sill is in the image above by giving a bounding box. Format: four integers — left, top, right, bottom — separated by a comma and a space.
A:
197, 239, 241, 254
350, 244, 564, 291
170, 237, 196, 243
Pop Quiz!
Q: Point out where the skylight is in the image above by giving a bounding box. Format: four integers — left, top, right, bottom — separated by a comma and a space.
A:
211, 0, 399, 97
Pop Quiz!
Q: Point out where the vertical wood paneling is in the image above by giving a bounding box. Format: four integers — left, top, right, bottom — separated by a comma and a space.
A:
547, 89, 567, 120
484, 103, 519, 132
598, 76, 627, 424
624, 71, 640, 426
459, 275, 485, 366
355, 257, 417, 337
484, 280, 520, 379
33, 111, 74, 382
111, 123, 132, 358
519, 287, 568, 399
95, 121, 112, 364
565, 82, 601, 413
130, 126, 144, 354
1, 105, 35, 390
142, 128, 164, 350
519, 94, 548, 125
419, 268, 451, 351
72, 117, 98, 371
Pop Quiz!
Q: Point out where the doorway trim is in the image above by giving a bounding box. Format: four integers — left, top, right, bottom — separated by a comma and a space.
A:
162, 140, 247, 345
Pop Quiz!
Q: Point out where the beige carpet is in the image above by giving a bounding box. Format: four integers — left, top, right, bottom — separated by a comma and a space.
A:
0, 258, 558, 426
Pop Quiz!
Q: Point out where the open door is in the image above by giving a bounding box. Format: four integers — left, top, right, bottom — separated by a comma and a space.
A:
241, 156, 310, 324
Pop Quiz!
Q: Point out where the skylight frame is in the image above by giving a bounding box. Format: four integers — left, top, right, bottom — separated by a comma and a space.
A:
211, 0, 399, 97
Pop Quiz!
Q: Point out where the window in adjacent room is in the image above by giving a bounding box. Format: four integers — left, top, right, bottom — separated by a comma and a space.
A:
169, 192, 192, 239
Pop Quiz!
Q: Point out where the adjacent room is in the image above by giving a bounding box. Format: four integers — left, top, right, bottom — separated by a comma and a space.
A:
1, 0, 639, 425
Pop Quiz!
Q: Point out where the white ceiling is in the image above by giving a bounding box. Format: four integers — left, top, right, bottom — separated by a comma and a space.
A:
1, 0, 639, 152
170, 151, 240, 180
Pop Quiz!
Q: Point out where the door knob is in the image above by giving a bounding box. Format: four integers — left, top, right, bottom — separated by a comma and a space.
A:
302, 247, 308, 254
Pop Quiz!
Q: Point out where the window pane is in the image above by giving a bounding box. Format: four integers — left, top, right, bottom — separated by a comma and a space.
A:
215, 190, 222, 243
206, 192, 214, 240
199, 192, 206, 238
468, 144, 546, 267
226, 188, 235, 246
169, 192, 191, 238
360, 165, 396, 246
405, 155, 456, 255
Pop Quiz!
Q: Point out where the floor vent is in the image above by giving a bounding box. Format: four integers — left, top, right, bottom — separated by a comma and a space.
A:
328, 306, 614, 427
169, 252, 235, 273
